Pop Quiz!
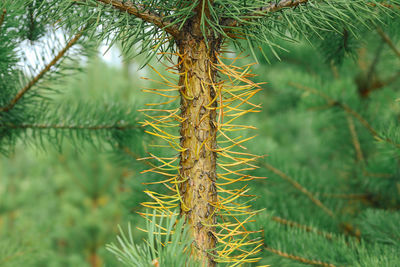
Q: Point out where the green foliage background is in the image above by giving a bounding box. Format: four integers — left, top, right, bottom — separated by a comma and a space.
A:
1, 1, 400, 266
2, 36, 400, 266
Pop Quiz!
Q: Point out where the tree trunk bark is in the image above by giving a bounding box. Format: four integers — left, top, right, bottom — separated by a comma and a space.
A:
177, 6, 220, 265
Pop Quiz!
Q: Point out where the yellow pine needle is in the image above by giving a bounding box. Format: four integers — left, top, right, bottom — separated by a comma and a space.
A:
138, 52, 264, 264
148, 64, 178, 86
145, 97, 179, 106
141, 77, 180, 88
223, 89, 261, 108
142, 176, 177, 185
217, 135, 257, 153
144, 120, 181, 139
142, 86, 179, 92
142, 169, 176, 177
142, 89, 179, 98
140, 160, 178, 175
138, 107, 180, 112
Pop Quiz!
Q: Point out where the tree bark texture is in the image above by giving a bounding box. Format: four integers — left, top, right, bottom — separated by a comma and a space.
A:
177, 3, 220, 266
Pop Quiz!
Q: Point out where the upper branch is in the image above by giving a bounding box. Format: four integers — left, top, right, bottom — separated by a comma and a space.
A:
253, 0, 309, 14
223, 0, 309, 28
223, 0, 399, 29
0, 32, 82, 113
96, 0, 180, 37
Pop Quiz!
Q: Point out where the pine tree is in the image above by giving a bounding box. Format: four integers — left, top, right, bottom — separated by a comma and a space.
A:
248, 23, 400, 265
1, 0, 400, 266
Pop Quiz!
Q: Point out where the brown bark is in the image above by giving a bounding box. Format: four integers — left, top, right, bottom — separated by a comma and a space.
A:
96, 0, 179, 37
177, 3, 220, 266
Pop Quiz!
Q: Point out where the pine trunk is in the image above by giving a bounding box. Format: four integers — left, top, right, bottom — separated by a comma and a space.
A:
177, 4, 220, 265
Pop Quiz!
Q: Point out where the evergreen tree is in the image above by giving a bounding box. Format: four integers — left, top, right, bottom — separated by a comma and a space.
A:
248, 26, 400, 266
1, 0, 400, 266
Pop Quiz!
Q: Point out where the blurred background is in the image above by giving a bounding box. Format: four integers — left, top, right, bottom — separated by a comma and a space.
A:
1, 28, 400, 266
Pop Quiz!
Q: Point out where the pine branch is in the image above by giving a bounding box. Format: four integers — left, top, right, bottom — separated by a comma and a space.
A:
0, 8, 6, 28
122, 146, 141, 159
223, 0, 399, 30
250, 0, 400, 19
357, 40, 387, 98
264, 246, 339, 267
260, 161, 335, 218
346, 111, 394, 178
272, 216, 334, 240
289, 82, 400, 148
346, 115, 365, 163
95, 0, 180, 37
322, 193, 370, 199
1, 123, 140, 131
223, 0, 309, 28
377, 27, 400, 59
365, 41, 384, 88
254, 0, 309, 14
0, 32, 82, 113
368, 2, 400, 9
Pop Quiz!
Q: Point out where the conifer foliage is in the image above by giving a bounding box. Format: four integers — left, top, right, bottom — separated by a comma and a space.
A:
1, 0, 400, 266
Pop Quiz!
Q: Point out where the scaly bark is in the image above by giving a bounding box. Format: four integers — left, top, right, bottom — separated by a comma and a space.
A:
177, 2, 220, 266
